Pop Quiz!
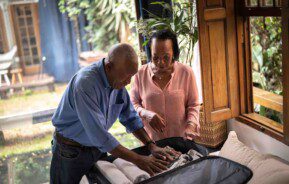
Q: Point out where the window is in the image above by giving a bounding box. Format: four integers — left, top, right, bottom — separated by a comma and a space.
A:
235, 0, 289, 143
197, 0, 289, 145
249, 16, 283, 127
11, 3, 41, 74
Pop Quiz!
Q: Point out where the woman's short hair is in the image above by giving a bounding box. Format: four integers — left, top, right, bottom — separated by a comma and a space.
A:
147, 29, 180, 62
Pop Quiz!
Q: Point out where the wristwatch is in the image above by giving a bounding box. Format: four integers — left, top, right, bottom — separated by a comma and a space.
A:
146, 140, 156, 147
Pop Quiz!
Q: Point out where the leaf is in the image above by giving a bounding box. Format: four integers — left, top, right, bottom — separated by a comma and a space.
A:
142, 40, 149, 46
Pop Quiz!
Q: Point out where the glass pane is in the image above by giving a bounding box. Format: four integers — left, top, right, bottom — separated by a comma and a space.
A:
25, 6, 32, 15
18, 18, 25, 27
23, 48, 30, 56
250, 17, 283, 124
32, 47, 38, 55
275, 0, 281, 7
24, 56, 32, 65
16, 7, 24, 16
0, 30, 3, 54
33, 58, 40, 64
248, 0, 258, 6
27, 17, 33, 26
263, 0, 273, 6
30, 37, 36, 45
22, 38, 28, 49
20, 28, 27, 37
0, 42, 4, 54
28, 27, 34, 35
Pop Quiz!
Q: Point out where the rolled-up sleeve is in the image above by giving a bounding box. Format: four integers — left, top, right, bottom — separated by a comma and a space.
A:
74, 88, 120, 153
130, 74, 152, 118
119, 89, 144, 133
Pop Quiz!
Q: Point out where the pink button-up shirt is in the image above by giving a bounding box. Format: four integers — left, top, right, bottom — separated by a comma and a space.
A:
130, 62, 200, 141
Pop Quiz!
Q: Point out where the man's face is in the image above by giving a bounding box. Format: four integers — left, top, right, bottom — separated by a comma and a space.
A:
110, 59, 138, 89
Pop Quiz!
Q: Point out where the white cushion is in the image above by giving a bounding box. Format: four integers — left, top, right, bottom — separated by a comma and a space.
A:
219, 131, 289, 184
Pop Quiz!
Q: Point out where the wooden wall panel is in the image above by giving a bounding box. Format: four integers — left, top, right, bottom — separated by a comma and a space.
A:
207, 0, 223, 7
197, 0, 240, 124
208, 21, 228, 110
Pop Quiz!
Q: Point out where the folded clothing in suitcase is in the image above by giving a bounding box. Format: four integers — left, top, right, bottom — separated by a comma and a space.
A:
88, 137, 252, 184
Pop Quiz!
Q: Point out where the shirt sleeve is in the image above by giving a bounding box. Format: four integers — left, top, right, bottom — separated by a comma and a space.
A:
186, 70, 201, 126
130, 74, 156, 119
119, 89, 144, 133
73, 88, 120, 153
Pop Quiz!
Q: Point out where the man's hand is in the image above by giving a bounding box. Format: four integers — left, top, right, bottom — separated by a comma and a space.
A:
184, 122, 200, 140
149, 143, 181, 162
146, 113, 166, 133
110, 144, 168, 176
133, 155, 169, 176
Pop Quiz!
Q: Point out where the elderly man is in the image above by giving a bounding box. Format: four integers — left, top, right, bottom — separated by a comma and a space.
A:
50, 43, 180, 183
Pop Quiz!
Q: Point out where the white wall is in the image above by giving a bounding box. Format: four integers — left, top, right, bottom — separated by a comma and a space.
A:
227, 119, 289, 162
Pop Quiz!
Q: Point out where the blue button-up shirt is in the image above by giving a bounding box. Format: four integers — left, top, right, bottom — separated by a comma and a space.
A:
52, 59, 144, 152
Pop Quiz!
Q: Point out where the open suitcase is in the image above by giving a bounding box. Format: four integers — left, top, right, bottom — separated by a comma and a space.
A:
87, 137, 253, 184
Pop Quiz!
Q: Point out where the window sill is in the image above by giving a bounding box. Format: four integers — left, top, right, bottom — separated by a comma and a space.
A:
236, 113, 286, 145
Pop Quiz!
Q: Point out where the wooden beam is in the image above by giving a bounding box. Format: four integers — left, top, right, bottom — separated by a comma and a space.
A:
204, 8, 226, 21
253, 87, 283, 112
282, 0, 289, 143
0, 108, 56, 131
239, 7, 281, 16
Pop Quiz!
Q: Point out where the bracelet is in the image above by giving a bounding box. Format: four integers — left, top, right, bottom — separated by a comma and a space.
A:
188, 122, 197, 127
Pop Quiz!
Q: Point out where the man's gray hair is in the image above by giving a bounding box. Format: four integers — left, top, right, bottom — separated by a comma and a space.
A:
107, 43, 138, 64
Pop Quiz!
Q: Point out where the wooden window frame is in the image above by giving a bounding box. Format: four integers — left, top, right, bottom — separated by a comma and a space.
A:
236, 0, 289, 145
10, 3, 41, 75
240, 0, 281, 17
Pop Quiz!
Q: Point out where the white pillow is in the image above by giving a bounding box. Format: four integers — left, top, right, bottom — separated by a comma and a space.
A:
219, 131, 289, 184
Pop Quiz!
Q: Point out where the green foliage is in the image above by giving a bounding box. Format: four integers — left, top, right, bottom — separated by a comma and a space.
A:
0, 121, 140, 183
251, 17, 282, 93
136, 0, 198, 65
24, 89, 33, 96
58, 0, 136, 51
250, 17, 283, 124
13, 151, 51, 184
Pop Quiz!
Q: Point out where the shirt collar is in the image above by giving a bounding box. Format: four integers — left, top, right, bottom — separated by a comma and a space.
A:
98, 58, 111, 89
148, 62, 155, 79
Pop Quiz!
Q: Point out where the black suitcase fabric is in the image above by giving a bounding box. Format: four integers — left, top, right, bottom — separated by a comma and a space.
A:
139, 156, 252, 184
88, 137, 252, 184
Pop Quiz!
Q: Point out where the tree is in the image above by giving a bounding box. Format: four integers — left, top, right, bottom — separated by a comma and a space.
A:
58, 0, 136, 51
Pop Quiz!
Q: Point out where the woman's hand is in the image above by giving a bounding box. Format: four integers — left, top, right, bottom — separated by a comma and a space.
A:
184, 122, 200, 140
143, 111, 166, 133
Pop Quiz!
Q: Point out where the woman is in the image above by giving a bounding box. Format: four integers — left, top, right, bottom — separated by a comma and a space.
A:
130, 30, 200, 141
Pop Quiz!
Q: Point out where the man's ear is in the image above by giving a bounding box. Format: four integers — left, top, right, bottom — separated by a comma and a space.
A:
106, 62, 114, 72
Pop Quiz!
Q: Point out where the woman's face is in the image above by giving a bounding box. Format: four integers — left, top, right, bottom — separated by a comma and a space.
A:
151, 38, 174, 76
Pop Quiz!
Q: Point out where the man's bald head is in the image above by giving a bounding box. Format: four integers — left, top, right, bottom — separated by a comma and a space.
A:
106, 43, 138, 71
104, 43, 139, 89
